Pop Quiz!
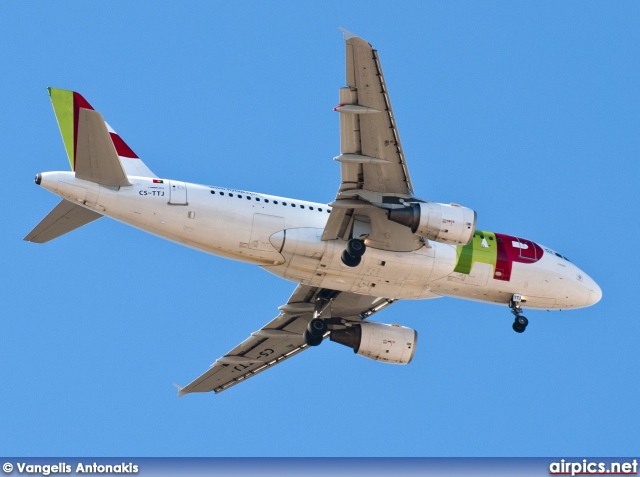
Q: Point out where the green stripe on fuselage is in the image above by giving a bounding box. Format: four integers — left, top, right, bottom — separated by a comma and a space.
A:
454, 230, 498, 275
48, 88, 75, 170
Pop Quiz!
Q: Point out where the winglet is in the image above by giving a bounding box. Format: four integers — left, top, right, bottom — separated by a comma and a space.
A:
338, 27, 358, 41
173, 382, 186, 398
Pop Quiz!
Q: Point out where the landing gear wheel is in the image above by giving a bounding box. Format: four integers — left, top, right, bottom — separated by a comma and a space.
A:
512, 315, 528, 333
509, 294, 528, 333
346, 239, 366, 258
303, 329, 323, 346
307, 318, 328, 338
341, 250, 361, 267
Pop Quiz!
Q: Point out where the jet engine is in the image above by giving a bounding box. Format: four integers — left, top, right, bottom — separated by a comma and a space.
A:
387, 202, 476, 245
330, 322, 417, 364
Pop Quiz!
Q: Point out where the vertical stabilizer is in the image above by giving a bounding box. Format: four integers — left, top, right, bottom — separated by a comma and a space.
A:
48, 88, 157, 178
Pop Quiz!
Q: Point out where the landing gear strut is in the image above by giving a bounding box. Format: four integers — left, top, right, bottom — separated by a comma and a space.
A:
341, 239, 366, 267
510, 294, 529, 333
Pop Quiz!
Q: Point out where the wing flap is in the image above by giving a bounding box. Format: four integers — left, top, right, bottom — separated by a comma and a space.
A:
24, 199, 103, 243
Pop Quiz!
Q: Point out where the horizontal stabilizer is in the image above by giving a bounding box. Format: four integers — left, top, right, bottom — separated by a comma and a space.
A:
24, 199, 103, 243
76, 108, 131, 187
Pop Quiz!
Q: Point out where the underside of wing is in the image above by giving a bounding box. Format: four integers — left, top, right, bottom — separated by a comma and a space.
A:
176, 285, 397, 395
336, 30, 413, 196
24, 199, 103, 243
323, 30, 422, 252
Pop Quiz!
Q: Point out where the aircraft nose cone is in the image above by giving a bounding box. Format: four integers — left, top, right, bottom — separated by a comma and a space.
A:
586, 282, 602, 306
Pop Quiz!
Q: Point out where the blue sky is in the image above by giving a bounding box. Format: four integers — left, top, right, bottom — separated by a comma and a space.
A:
2, 1, 639, 457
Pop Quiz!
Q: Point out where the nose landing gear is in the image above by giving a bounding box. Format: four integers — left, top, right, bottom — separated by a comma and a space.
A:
510, 294, 528, 333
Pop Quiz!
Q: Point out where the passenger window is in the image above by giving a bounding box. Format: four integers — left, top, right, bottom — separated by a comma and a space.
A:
219, 191, 224, 195
318, 208, 323, 212
229, 193, 233, 197
300, 205, 304, 209
274, 200, 278, 204
292, 204, 296, 207
309, 206, 314, 210
256, 198, 260, 201
238, 195, 242, 198
265, 199, 269, 203
247, 196, 251, 200
283, 202, 287, 206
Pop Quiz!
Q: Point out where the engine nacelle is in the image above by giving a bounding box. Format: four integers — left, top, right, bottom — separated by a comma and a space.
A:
330, 322, 417, 364
387, 201, 476, 245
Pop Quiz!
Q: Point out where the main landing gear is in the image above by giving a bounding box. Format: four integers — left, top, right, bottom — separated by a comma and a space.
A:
302, 290, 340, 346
510, 294, 529, 333
341, 238, 366, 267
304, 318, 328, 346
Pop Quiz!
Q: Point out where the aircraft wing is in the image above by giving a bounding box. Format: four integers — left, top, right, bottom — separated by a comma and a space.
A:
176, 285, 396, 395
323, 29, 421, 252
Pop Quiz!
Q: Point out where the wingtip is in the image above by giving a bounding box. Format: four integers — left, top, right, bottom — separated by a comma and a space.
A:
173, 382, 186, 398
338, 26, 358, 41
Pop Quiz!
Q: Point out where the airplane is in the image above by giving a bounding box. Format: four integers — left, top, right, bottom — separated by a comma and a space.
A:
25, 29, 602, 396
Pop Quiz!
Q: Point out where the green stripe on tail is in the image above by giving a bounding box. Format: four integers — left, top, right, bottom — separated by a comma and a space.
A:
48, 88, 75, 170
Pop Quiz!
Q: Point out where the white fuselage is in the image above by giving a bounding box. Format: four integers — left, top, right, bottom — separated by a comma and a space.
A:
38, 171, 601, 311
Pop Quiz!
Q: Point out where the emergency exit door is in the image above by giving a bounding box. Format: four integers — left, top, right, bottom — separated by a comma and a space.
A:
168, 181, 188, 205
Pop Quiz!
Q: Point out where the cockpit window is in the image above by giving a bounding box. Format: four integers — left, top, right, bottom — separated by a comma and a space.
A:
553, 251, 571, 262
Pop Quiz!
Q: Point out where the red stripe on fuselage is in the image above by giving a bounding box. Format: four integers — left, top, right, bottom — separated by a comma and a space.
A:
495, 234, 512, 281
493, 233, 544, 281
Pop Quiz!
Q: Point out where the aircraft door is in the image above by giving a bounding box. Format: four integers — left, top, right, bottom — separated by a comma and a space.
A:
169, 181, 188, 205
